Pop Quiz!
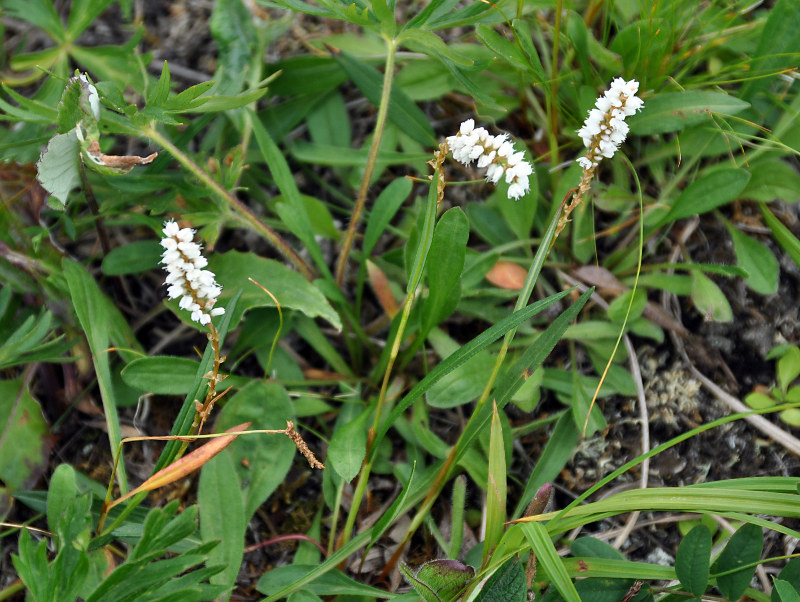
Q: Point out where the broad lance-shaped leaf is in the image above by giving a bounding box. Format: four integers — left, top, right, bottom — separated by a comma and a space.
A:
199, 443, 245, 601
628, 91, 750, 135
210, 251, 341, 330
214, 382, 296, 518
0, 379, 50, 508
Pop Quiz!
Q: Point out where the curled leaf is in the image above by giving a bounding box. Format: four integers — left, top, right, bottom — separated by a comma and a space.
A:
83, 140, 157, 174
112, 422, 251, 507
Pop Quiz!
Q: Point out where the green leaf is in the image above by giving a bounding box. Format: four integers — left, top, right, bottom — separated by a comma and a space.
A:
721, 216, 779, 295
399, 29, 474, 69
260, 564, 393, 598
744, 392, 777, 410
0, 379, 49, 514
400, 563, 443, 602
214, 381, 296, 518
260, 530, 373, 600
511, 19, 546, 82
4, 0, 65, 42
675, 524, 711, 596
473, 556, 526, 602
762, 205, 800, 271
47, 464, 78, 534
147, 61, 172, 107
364, 463, 417, 558
66, 0, 114, 40
779, 409, 800, 427
422, 208, 469, 334
712, 523, 763, 601
513, 412, 578, 518
370, 0, 395, 34
372, 289, 578, 462
333, 50, 436, 146
209, 0, 257, 95
483, 403, 507, 565
777, 347, 800, 393
327, 405, 369, 482
289, 140, 428, 167
403, 560, 475, 602
403, 0, 450, 30
250, 113, 329, 278
363, 178, 413, 257
306, 92, 351, 148
121, 357, 205, 395
475, 25, 532, 72
425, 343, 493, 409
773, 559, 800, 602
63, 258, 127, 492
0, 84, 59, 124
57, 75, 83, 134
570, 537, 625, 561
572, 381, 606, 437
209, 251, 341, 329
628, 91, 750, 135
659, 168, 750, 225
743, 160, 800, 203
101, 240, 162, 276
199, 444, 245, 600
606, 289, 647, 323
740, 0, 800, 102
185, 88, 268, 112
690, 271, 732, 323
773, 580, 800, 602
521, 521, 581, 601
36, 130, 81, 207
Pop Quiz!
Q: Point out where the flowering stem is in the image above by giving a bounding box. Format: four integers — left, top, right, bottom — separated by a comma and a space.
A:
335, 37, 398, 287
556, 164, 596, 240
143, 125, 315, 280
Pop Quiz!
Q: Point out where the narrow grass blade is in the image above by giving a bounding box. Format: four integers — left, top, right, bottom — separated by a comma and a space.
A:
520, 522, 580, 601
482, 402, 507, 567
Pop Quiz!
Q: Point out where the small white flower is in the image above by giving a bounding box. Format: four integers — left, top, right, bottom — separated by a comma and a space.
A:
447, 120, 534, 201
160, 220, 225, 326
576, 78, 644, 169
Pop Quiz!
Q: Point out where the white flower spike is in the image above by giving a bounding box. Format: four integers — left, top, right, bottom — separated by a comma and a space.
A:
446, 119, 534, 200
576, 78, 644, 169
160, 220, 225, 326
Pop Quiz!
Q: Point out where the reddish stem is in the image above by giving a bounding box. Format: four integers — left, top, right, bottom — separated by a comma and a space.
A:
244, 534, 327, 557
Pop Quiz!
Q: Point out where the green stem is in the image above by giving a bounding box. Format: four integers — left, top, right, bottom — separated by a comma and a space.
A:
548, 0, 563, 165
340, 234, 420, 546
341, 166, 440, 548
144, 125, 315, 280
335, 37, 398, 287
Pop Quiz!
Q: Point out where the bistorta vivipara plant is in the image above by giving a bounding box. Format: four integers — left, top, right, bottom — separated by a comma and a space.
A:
160, 219, 225, 327
160, 219, 226, 435
445, 119, 534, 200
558, 78, 644, 236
